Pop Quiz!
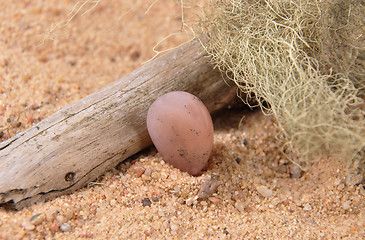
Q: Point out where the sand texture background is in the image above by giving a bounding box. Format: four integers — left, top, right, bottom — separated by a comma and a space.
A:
0, 0, 364, 239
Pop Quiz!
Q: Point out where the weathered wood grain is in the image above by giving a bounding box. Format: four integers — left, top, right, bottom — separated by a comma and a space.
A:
0, 40, 236, 209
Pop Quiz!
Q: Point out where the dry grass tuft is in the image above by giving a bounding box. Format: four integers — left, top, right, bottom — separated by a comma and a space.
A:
199, 0, 365, 170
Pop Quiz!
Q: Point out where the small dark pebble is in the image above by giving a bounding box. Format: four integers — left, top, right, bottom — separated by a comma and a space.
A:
16, 122, 22, 128
223, 227, 229, 235
30, 213, 42, 222
152, 196, 159, 202
242, 138, 248, 146
235, 157, 241, 164
68, 61, 77, 66
30, 213, 45, 225
142, 198, 152, 207
31, 105, 41, 110
7, 118, 12, 123
0, 131, 3, 138
130, 50, 141, 61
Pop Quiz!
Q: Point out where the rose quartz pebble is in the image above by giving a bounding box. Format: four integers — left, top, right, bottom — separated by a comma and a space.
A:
147, 91, 214, 175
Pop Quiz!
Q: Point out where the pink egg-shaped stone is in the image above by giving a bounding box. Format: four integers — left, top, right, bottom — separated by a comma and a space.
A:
146, 91, 214, 175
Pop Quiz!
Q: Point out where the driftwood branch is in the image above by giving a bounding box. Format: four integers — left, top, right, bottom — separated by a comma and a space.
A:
0, 40, 236, 209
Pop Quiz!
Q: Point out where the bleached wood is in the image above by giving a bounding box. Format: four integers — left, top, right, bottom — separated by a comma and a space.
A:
0, 40, 236, 209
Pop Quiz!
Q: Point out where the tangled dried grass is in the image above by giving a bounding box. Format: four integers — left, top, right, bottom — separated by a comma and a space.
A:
200, 0, 365, 169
